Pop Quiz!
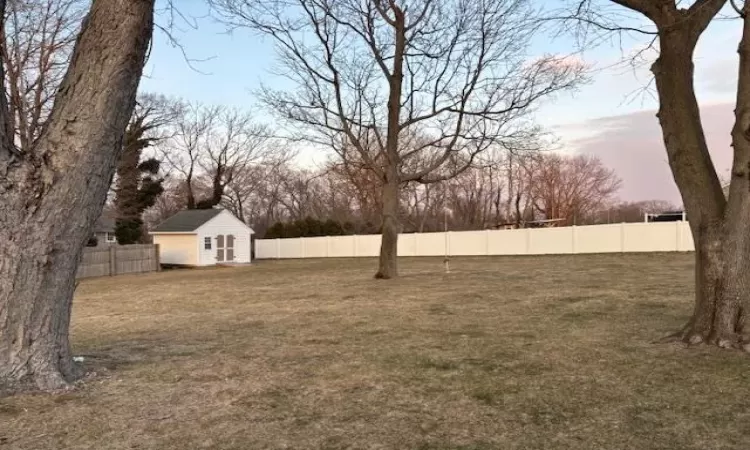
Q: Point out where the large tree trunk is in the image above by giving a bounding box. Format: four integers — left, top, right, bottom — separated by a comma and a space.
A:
374, 4, 405, 279
375, 177, 400, 279
709, 7, 750, 347
0, 0, 154, 393
654, 13, 750, 347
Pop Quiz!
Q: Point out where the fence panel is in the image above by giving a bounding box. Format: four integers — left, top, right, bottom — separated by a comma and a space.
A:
450, 230, 489, 256
77, 244, 159, 279
398, 233, 418, 256
528, 227, 574, 254
415, 232, 447, 256
77, 248, 111, 278
356, 235, 381, 257
487, 229, 527, 255
304, 237, 328, 258
255, 239, 278, 259
574, 224, 623, 254
623, 222, 679, 253
253, 222, 695, 260
329, 235, 356, 258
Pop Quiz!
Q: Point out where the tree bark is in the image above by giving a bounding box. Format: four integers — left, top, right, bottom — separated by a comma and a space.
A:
375, 175, 400, 279
374, 4, 406, 279
710, 7, 750, 347
653, 12, 750, 347
0, 0, 154, 393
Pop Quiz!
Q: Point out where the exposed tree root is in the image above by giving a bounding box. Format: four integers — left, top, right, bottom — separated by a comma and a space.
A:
0, 359, 82, 396
654, 320, 696, 344
655, 321, 750, 354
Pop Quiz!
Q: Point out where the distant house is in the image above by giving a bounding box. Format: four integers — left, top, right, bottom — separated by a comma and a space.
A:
149, 209, 254, 266
91, 212, 117, 246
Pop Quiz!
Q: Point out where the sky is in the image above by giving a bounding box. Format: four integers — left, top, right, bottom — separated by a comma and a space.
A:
140, 1, 742, 205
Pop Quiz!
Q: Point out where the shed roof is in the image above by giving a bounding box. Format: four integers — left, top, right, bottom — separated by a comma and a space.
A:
152, 209, 223, 233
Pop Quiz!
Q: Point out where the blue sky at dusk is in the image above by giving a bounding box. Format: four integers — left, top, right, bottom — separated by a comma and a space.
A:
141, 1, 742, 203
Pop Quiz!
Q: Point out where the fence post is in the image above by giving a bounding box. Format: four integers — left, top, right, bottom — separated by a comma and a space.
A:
485, 229, 491, 255
571, 226, 576, 254
154, 244, 161, 271
276, 238, 281, 259
353, 235, 358, 257
300, 237, 305, 258
446, 231, 451, 257
620, 222, 626, 253
675, 220, 681, 251
326, 236, 330, 257
109, 245, 117, 276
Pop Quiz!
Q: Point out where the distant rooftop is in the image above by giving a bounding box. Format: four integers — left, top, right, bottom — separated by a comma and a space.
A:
151, 209, 223, 233
94, 211, 116, 233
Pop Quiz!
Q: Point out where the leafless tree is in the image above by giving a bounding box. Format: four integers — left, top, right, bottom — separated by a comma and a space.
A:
604, 200, 678, 224
212, 0, 586, 278
143, 178, 190, 229
250, 150, 624, 235
0, 0, 154, 392
195, 107, 274, 209
561, 0, 750, 349
528, 153, 621, 226
160, 102, 216, 209
1, 0, 86, 152
160, 102, 287, 217
222, 151, 291, 223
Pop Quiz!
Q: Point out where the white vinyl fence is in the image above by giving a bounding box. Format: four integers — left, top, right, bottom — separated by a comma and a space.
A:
255, 221, 694, 259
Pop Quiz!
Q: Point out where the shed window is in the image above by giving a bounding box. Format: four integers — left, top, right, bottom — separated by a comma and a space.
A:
204, 237, 212, 250
105, 232, 116, 243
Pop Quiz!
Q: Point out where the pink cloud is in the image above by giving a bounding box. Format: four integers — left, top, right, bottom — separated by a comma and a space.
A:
561, 103, 733, 204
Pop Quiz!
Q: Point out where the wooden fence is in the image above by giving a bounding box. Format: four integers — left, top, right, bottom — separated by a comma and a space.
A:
76, 244, 160, 279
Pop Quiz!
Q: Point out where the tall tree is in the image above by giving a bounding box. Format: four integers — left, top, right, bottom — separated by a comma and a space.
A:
114, 94, 180, 244
212, 0, 585, 278
160, 103, 272, 210
195, 107, 271, 209
0, 0, 154, 392
565, 0, 750, 348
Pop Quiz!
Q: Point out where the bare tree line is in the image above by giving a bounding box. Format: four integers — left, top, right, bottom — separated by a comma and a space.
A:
146, 147, 644, 239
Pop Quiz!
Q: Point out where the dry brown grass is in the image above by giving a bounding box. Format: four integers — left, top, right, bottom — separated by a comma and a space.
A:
2, 254, 750, 449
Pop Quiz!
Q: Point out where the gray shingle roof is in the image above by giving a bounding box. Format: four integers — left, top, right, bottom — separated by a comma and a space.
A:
94, 211, 116, 232
152, 209, 223, 233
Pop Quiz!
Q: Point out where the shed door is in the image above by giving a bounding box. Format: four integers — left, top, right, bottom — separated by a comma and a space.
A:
216, 235, 225, 262
226, 235, 235, 262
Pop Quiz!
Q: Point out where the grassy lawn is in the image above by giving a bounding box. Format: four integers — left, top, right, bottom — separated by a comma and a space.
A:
2, 254, 750, 449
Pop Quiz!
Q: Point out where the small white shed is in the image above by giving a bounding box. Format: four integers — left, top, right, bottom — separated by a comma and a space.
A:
150, 209, 254, 266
